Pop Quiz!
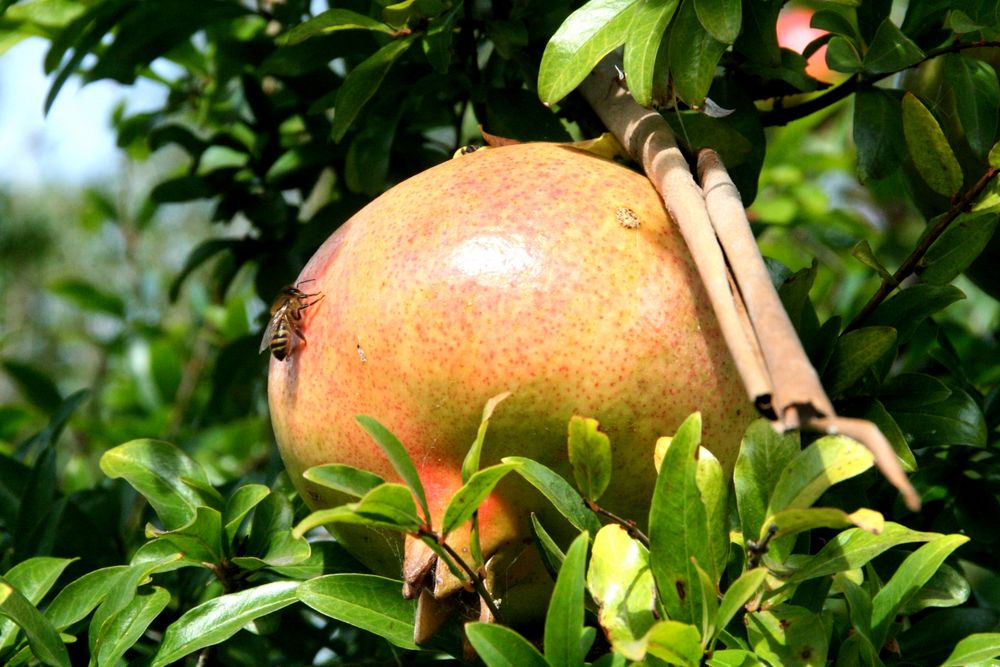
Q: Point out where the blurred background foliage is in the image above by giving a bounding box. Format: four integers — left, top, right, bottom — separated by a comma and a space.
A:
0, 0, 999, 663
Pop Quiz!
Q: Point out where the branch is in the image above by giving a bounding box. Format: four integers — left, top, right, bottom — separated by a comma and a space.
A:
848, 165, 999, 330
579, 55, 920, 511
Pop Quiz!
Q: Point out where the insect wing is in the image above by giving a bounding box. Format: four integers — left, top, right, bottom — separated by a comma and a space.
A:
260, 303, 290, 354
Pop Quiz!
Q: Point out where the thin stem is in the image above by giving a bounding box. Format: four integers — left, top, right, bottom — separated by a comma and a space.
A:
586, 500, 649, 547
764, 38, 1000, 127
848, 166, 999, 330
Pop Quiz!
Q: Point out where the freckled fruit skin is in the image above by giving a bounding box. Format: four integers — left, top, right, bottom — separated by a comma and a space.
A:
268, 142, 752, 616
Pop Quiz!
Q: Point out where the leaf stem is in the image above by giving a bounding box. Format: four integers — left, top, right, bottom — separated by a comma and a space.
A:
586, 500, 649, 547
847, 165, 999, 330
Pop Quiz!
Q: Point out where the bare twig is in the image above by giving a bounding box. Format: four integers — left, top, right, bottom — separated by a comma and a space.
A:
579, 54, 920, 511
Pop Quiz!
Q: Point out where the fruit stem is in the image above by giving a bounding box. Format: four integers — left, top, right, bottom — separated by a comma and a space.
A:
586, 500, 649, 547
420, 528, 505, 623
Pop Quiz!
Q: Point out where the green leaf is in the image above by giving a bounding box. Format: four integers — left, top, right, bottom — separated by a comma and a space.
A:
44, 566, 129, 631
766, 436, 874, 515
531, 513, 566, 578
502, 457, 600, 535
441, 463, 517, 537
100, 439, 220, 529
918, 212, 999, 285
282, 8, 394, 44
567, 416, 612, 502
152, 581, 300, 666
822, 326, 897, 398
900, 562, 969, 614
644, 620, 703, 666
545, 532, 589, 667
940, 632, 1000, 666
331, 37, 416, 142
734, 420, 800, 548
746, 605, 831, 667
95, 586, 170, 667
148, 505, 223, 564
880, 373, 952, 409
222, 484, 271, 546
788, 522, 939, 583
622, 0, 679, 107
298, 575, 418, 650
867, 284, 965, 344
422, 4, 461, 73
231, 490, 310, 570
462, 392, 511, 482
857, 401, 915, 472
0, 557, 74, 654
649, 413, 712, 624
0, 582, 70, 667
902, 92, 963, 198
668, 0, 728, 107
871, 534, 969, 646
694, 0, 741, 43
944, 55, 1000, 159
766, 507, 884, 543
587, 525, 656, 660
861, 19, 924, 74
834, 572, 873, 641
353, 483, 423, 531
825, 35, 862, 73
303, 464, 385, 498
465, 622, 549, 667
537, 0, 638, 105
854, 89, 904, 182
707, 649, 758, 666
1, 361, 62, 413
355, 416, 430, 526
889, 384, 987, 449
714, 568, 767, 646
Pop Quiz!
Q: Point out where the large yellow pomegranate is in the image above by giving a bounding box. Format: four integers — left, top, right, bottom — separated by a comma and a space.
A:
267, 142, 751, 622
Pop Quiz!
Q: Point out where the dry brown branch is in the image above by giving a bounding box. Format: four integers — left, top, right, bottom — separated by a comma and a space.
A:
579, 56, 920, 511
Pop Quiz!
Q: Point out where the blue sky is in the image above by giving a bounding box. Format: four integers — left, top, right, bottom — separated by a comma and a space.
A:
0, 37, 162, 187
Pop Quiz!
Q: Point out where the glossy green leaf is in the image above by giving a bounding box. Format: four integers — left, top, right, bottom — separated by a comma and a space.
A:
668, 0, 727, 107
622, 0, 678, 107
355, 415, 430, 526
644, 620, 703, 666
537, 0, 638, 105
880, 373, 952, 409
0, 557, 73, 654
902, 92, 963, 198
331, 37, 416, 142
89, 553, 184, 656
649, 413, 712, 624
900, 562, 970, 614
441, 463, 516, 536
694, 0, 740, 43
856, 400, 917, 472
854, 88, 904, 182
299, 575, 418, 650
267, 541, 362, 580
462, 391, 511, 482
587, 525, 655, 660
746, 605, 831, 666
940, 632, 1000, 666
834, 571, 873, 641
767, 436, 873, 516
918, 212, 999, 285
545, 532, 589, 667
707, 649, 758, 666
353, 483, 423, 531
823, 326, 897, 398
148, 505, 223, 564
944, 55, 1000, 159
465, 622, 549, 667
95, 586, 170, 667
152, 581, 300, 666
502, 457, 600, 535
861, 19, 923, 74
871, 534, 969, 646
766, 507, 883, 543
567, 416, 612, 502
867, 284, 965, 343
282, 8, 394, 44
100, 439, 220, 529
810, 10, 857, 38
0, 582, 69, 667
789, 522, 940, 583
232, 491, 310, 570
422, 4, 461, 73
825, 35, 862, 73
714, 568, 767, 646
735, 420, 800, 548
890, 384, 987, 449
303, 464, 385, 498
44, 566, 129, 630
222, 484, 271, 546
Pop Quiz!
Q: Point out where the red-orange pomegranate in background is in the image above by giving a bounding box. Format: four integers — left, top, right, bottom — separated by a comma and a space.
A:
267, 142, 752, 620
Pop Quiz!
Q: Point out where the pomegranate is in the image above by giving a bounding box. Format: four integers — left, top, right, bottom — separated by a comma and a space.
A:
267, 142, 751, 621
